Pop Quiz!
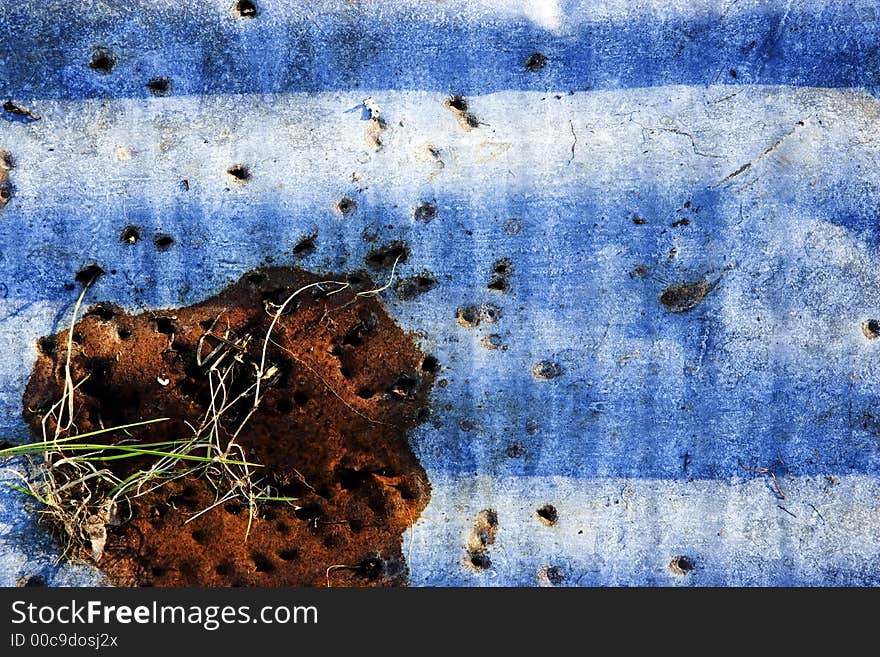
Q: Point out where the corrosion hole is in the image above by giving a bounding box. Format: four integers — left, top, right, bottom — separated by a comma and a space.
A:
532, 360, 562, 380
456, 306, 480, 328
862, 319, 880, 340
234, 0, 258, 18
469, 551, 491, 570
117, 327, 131, 340
536, 504, 558, 526
335, 197, 356, 216
543, 565, 565, 585
89, 47, 117, 74
152, 317, 177, 335
75, 264, 105, 287
293, 390, 309, 406
413, 202, 437, 223
480, 303, 502, 323
357, 387, 375, 400
492, 258, 512, 275
669, 555, 695, 575
120, 225, 141, 244
153, 234, 175, 250
659, 281, 712, 313
146, 77, 171, 96
252, 553, 275, 574
421, 355, 440, 373
524, 52, 548, 71
86, 304, 116, 321
358, 557, 384, 580
215, 561, 234, 577
365, 241, 409, 270
17, 575, 47, 587
339, 468, 374, 490
389, 374, 420, 399
278, 548, 298, 562
246, 271, 265, 285
395, 273, 437, 301
294, 503, 323, 521
487, 276, 509, 293
276, 398, 293, 414
226, 163, 250, 183
191, 529, 208, 544
293, 235, 316, 257
224, 502, 243, 516
446, 95, 468, 113
506, 441, 526, 458
38, 337, 56, 356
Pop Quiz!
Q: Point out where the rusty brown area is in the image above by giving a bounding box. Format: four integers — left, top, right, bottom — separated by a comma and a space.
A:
23, 268, 436, 587
0, 149, 13, 209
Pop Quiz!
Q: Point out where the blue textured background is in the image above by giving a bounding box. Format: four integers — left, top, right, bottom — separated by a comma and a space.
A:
1, 0, 879, 586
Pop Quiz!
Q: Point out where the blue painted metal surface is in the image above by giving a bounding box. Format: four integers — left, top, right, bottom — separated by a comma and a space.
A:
1, 0, 879, 586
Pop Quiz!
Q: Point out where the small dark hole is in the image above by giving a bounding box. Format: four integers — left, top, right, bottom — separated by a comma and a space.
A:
120, 225, 140, 244
365, 241, 410, 270
150, 566, 167, 578
357, 387, 375, 400
469, 551, 491, 570
215, 561, 234, 577
89, 47, 117, 74
75, 264, 105, 286
38, 337, 56, 356
224, 502, 243, 515
544, 566, 565, 585
293, 390, 309, 406
729, 69, 738, 78
246, 271, 265, 285
463, 113, 479, 128
525, 52, 548, 72
117, 327, 132, 340
670, 555, 695, 575
154, 233, 175, 250
278, 548, 299, 562
335, 197, 356, 216
293, 235, 316, 257
191, 529, 208, 544
413, 202, 437, 223
153, 317, 177, 335
294, 503, 323, 521
389, 374, 419, 399
487, 276, 510, 292
71, 332, 83, 345
536, 504, 558, 526
447, 95, 468, 112
252, 553, 275, 573
226, 163, 250, 183
234, 0, 258, 17
358, 557, 385, 580
277, 398, 294, 414
86, 304, 116, 321
421, 355, 440, 373
146, 77, 171, 96
18, 575, 47, 587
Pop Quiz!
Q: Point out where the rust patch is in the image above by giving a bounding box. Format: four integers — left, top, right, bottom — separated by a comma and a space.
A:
22, 268, 435, 587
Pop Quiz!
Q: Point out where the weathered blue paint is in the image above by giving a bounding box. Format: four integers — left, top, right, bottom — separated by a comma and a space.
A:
1, 1, 879, 99
2, 1, 880, 586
